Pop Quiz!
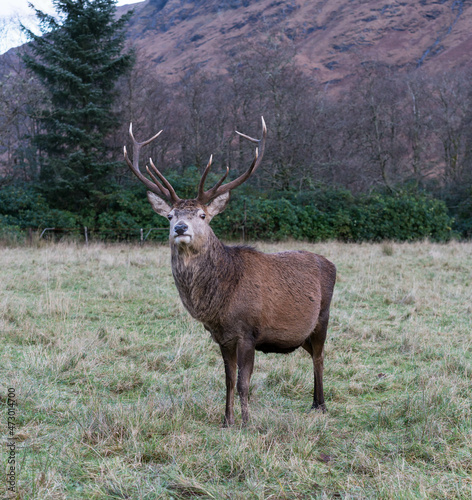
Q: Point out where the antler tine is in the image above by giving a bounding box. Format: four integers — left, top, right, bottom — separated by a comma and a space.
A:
197, 155, 231, 201
124, 123, 180, 203
235, 115, 267, 144
148, 158, 180, 203
144, 164, 173, 199
197, 116, 267, 205
210, 165, 230, 192
234, 131, 259, 143
129, 122, 163, 147
197, 155, 213, 200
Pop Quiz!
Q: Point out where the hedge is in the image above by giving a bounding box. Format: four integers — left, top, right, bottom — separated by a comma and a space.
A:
212, 190, 454, 242
0, 183, 456, 242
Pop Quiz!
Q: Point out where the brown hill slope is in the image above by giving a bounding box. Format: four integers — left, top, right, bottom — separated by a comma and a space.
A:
119, 0, 472, 85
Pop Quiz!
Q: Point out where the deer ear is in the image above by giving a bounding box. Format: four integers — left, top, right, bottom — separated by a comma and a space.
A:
206, 192, 230, 219
147, 191, 172, 217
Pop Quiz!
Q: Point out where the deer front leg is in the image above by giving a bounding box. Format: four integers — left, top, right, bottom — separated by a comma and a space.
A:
220, 344, 237, 427
237, 340, 255, 426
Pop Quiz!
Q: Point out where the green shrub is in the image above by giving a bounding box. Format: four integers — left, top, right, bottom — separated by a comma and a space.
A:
212, 197, 305, 241
451, 188, 472, 238
0, 182, 455, 243
0, 185, 78, 230
90, 187, 167, 241
213, 190, 453, 242
0, 225, 24, 245
351, 192, 453, 242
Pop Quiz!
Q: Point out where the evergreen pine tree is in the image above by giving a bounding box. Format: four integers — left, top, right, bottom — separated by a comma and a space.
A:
22, 0, 134, 211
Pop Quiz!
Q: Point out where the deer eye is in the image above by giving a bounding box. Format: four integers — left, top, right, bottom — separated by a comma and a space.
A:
200, 213, 206, 220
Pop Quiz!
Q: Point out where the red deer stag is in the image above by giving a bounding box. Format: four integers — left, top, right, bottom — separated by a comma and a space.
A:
124, 118, 336, 426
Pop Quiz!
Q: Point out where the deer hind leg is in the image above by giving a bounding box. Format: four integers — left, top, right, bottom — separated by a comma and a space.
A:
220, 344, 237, 427
307, 309, 330, 412
237, 340, 255, 426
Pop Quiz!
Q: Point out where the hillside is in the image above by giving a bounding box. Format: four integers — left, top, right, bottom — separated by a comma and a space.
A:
117, 0, 472, 85
2, 0, 471, 86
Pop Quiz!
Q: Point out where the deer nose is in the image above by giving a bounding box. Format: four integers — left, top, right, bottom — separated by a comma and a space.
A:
174, 222, 188, 236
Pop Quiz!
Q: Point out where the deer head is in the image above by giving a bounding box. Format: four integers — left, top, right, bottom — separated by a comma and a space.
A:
123, 118, 267, 250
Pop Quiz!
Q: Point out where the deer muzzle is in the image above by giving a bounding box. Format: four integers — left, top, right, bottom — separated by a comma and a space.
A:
172, 221, 193, 246
174, 222, 188, 236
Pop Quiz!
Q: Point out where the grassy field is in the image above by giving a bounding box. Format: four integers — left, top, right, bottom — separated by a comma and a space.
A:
0, 240, 471, 499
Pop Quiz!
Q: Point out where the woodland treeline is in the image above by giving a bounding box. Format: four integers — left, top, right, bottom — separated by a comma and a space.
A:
1, 22, 471, 241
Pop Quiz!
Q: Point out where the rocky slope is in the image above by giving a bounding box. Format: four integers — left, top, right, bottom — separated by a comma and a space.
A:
118, 0, 472, 85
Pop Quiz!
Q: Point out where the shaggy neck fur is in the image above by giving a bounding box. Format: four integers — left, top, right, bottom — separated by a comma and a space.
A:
170, 230, 243, 326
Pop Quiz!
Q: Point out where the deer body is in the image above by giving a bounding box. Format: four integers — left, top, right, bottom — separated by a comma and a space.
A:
172, 234, 334, 349
124, 118, 336, 425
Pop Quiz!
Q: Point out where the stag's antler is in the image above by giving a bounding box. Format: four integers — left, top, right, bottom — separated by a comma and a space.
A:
123, 124, 181, 204
197, 116, 267, 204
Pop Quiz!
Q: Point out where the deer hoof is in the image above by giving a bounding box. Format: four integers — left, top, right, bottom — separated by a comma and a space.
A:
222, 418, 234, 428
311, 403, 327, 413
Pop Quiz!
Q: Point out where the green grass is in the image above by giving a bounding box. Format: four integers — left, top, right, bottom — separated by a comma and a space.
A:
1, 240, 471, 499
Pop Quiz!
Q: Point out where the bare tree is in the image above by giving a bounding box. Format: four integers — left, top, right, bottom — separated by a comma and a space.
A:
342, 63, 408, 191
227, 34, 325, 191
0, 50, 46, 184
430, 69, 471, 189
112, 37, 472, 200
111, 51, 176, 185
177, 66, 232, 171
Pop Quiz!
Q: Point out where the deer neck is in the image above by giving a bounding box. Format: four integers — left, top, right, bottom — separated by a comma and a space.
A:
170, 231, 240, 325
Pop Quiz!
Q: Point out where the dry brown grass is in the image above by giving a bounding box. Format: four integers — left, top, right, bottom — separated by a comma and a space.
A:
0, 241, 471, 498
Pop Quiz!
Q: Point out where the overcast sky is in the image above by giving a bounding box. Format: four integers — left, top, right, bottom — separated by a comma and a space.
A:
0, 0, 142, 54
